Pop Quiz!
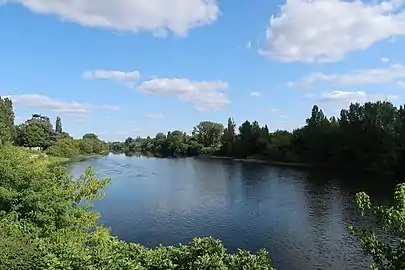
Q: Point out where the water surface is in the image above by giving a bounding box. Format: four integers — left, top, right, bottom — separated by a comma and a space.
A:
69, 154, 394, 270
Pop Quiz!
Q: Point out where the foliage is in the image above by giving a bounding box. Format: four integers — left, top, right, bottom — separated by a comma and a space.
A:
0, 96, 15, 144
46, 138, 80, 158
55, 116, 62, 133
110, 100, 405, 175
349, 184, 405, 270
23, 124, 46, 148
192, 121, 224, 148
15, 114, 57, 149
0, 146, 274, 269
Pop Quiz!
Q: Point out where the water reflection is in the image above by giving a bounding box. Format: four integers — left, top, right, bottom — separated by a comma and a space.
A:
69, 155, 393, 270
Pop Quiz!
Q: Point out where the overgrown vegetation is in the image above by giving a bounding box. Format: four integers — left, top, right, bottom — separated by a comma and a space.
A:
0, 96, 108, 158
112, 101, 405, 175
350, 184, 405, 269
0, 146, 274, 269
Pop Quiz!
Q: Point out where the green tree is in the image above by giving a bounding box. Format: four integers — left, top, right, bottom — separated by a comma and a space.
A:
46, 138, 80, 158
55, 116, 62, 133
220, 117, 236, 156
349, 184, 405, 270
0, 146, 274, 270
83, 133, 99, 140
0, 97, 15, 144
192, 121, 224, 148
24, 124, 46, 148
78, 139, 93, 154
16, 114, 57, 149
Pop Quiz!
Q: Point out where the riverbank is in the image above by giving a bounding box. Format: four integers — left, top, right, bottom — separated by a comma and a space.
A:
197, 155, 315, 168
196, 155, 396, 179
17, 147, 104, 165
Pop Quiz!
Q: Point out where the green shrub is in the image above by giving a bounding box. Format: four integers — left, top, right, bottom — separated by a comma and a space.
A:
46, 138, 80, 158
349, 184, 405, 270
0, 146, 274, 269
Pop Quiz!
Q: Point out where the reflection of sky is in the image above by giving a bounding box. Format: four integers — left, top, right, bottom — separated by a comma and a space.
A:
69, 155, 375, 270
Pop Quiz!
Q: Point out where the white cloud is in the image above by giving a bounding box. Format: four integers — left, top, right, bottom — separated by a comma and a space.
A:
316, 90, 398, 105
82, 70, 140, 88
293, 64, 405, 86
279, 115, 288, 118
250, 91, 261, 97
270, 108, 278, 112
381, 57, 390, 63
246, 41, 252, 49
318, 91, 368, 104
7, 94, 119, 115
261, 0, 405, 63
2, 0, 220, 36
144, 113, 163, 119
138, 78, 229, 111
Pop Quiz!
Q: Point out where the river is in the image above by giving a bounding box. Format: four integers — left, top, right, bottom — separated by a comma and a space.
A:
69, 154, 395, 270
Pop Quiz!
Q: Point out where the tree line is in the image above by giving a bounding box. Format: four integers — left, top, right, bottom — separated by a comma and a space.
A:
0, 96, 108, 158
111, 100, 405, 174
1, 95, 404, 268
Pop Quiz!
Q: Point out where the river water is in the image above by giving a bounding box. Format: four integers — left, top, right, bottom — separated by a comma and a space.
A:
69, 154, 395, 270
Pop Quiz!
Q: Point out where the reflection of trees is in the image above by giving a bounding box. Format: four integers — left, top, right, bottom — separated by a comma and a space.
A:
303, 170, 375, 268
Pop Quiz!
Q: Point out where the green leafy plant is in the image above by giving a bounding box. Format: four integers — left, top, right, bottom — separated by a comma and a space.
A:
0, 146, 274, 269
349, 184, 405, 270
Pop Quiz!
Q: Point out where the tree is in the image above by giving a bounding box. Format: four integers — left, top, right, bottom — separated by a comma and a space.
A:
192, 121, 224, 148
46, 138, 80, 158
0, 146, 274, 269
349, 184, 405, 269
0, 97, 15, 144
220, 117, 236, 156
24, 124, 46, 148
55, 116, 62, 133
17, 114, 57, 149
83, 133, 99, 140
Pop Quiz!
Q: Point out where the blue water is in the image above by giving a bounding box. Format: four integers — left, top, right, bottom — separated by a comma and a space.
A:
69, 154, 392, 269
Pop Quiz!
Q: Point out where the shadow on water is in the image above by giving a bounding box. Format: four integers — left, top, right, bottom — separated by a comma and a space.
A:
69, 155, 397, 270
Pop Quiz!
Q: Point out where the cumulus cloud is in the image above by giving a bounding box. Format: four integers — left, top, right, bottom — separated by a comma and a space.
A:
250, 91, 261, 97
315, 90, 398, 106
269, 108, 278, 112
82, 70, 140, 88
261, 0, 405, 63
1, 0, 220, 36
291, 64, 405, 87
144, 113, 164, 119
7, 94, 119, 115
138, 78, 229, 111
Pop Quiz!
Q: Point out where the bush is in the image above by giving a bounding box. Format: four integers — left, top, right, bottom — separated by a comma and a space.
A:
349, 184, 405, 270
200, 146, 219, 156
0, 146, 274, 269
46, 138, 80, 158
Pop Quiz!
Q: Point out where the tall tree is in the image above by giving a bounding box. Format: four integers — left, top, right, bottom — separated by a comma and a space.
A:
55, 116, 63, 133
0, 97, 15, 144
220, 117, 236, 156
192, 121, 224, 148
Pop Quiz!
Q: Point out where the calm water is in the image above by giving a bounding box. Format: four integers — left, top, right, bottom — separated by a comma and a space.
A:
69, 154, 395, 270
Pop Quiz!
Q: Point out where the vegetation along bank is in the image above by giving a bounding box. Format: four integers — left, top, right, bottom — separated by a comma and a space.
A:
1, 96, 405, 269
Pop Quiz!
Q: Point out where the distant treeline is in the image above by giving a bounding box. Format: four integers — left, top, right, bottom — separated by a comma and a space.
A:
0, 96, 108, 158
110, 101, 405, 174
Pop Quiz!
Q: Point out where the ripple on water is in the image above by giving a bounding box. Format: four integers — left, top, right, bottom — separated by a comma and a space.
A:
70, 156, 383, 270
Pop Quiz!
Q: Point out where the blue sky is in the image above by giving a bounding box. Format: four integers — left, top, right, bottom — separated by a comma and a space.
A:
1, 0, 405, 141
